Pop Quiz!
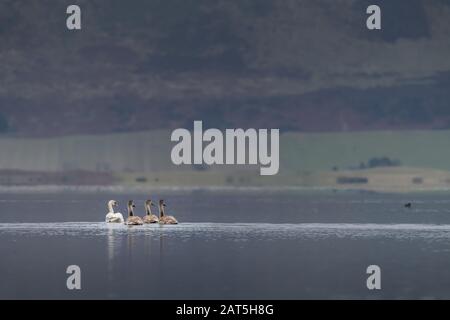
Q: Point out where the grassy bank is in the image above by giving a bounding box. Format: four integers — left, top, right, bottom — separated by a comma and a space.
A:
1, 129, 450, 192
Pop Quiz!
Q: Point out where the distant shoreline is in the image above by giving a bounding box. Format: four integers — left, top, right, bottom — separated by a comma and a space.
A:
0, 184, 449, 195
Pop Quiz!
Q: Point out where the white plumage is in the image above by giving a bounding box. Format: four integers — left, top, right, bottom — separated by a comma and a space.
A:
105, 200, 124, 223
106, 211, 124, 223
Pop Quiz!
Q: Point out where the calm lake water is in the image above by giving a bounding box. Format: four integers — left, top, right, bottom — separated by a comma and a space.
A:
1, 189, 450, 299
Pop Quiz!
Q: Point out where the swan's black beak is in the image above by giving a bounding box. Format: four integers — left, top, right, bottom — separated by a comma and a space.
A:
151, 203, 156, 207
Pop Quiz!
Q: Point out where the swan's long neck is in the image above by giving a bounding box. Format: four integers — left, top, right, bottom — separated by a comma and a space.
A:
128, 205, 134, 217
159, 204, 165, 218
146, 204, 152, 216
107, 203, 114, 213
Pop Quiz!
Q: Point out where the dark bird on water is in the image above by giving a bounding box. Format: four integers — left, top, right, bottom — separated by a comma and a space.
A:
404, 203, 412, 208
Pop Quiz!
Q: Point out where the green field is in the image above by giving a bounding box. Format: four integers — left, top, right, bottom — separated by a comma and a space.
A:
2, 129, 450, 191
281, 130, 450, 173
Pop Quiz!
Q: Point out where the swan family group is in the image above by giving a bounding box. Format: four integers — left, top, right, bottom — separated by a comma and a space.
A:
105, 199, 178, 225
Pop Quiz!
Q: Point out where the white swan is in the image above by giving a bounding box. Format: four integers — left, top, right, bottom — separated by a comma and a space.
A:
105, 200, 124, 223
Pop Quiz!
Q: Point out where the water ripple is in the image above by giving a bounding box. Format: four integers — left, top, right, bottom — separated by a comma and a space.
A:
1, 222, 450, 241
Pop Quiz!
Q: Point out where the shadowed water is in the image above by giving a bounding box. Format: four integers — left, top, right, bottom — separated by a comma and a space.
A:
1, 190, 450, 299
